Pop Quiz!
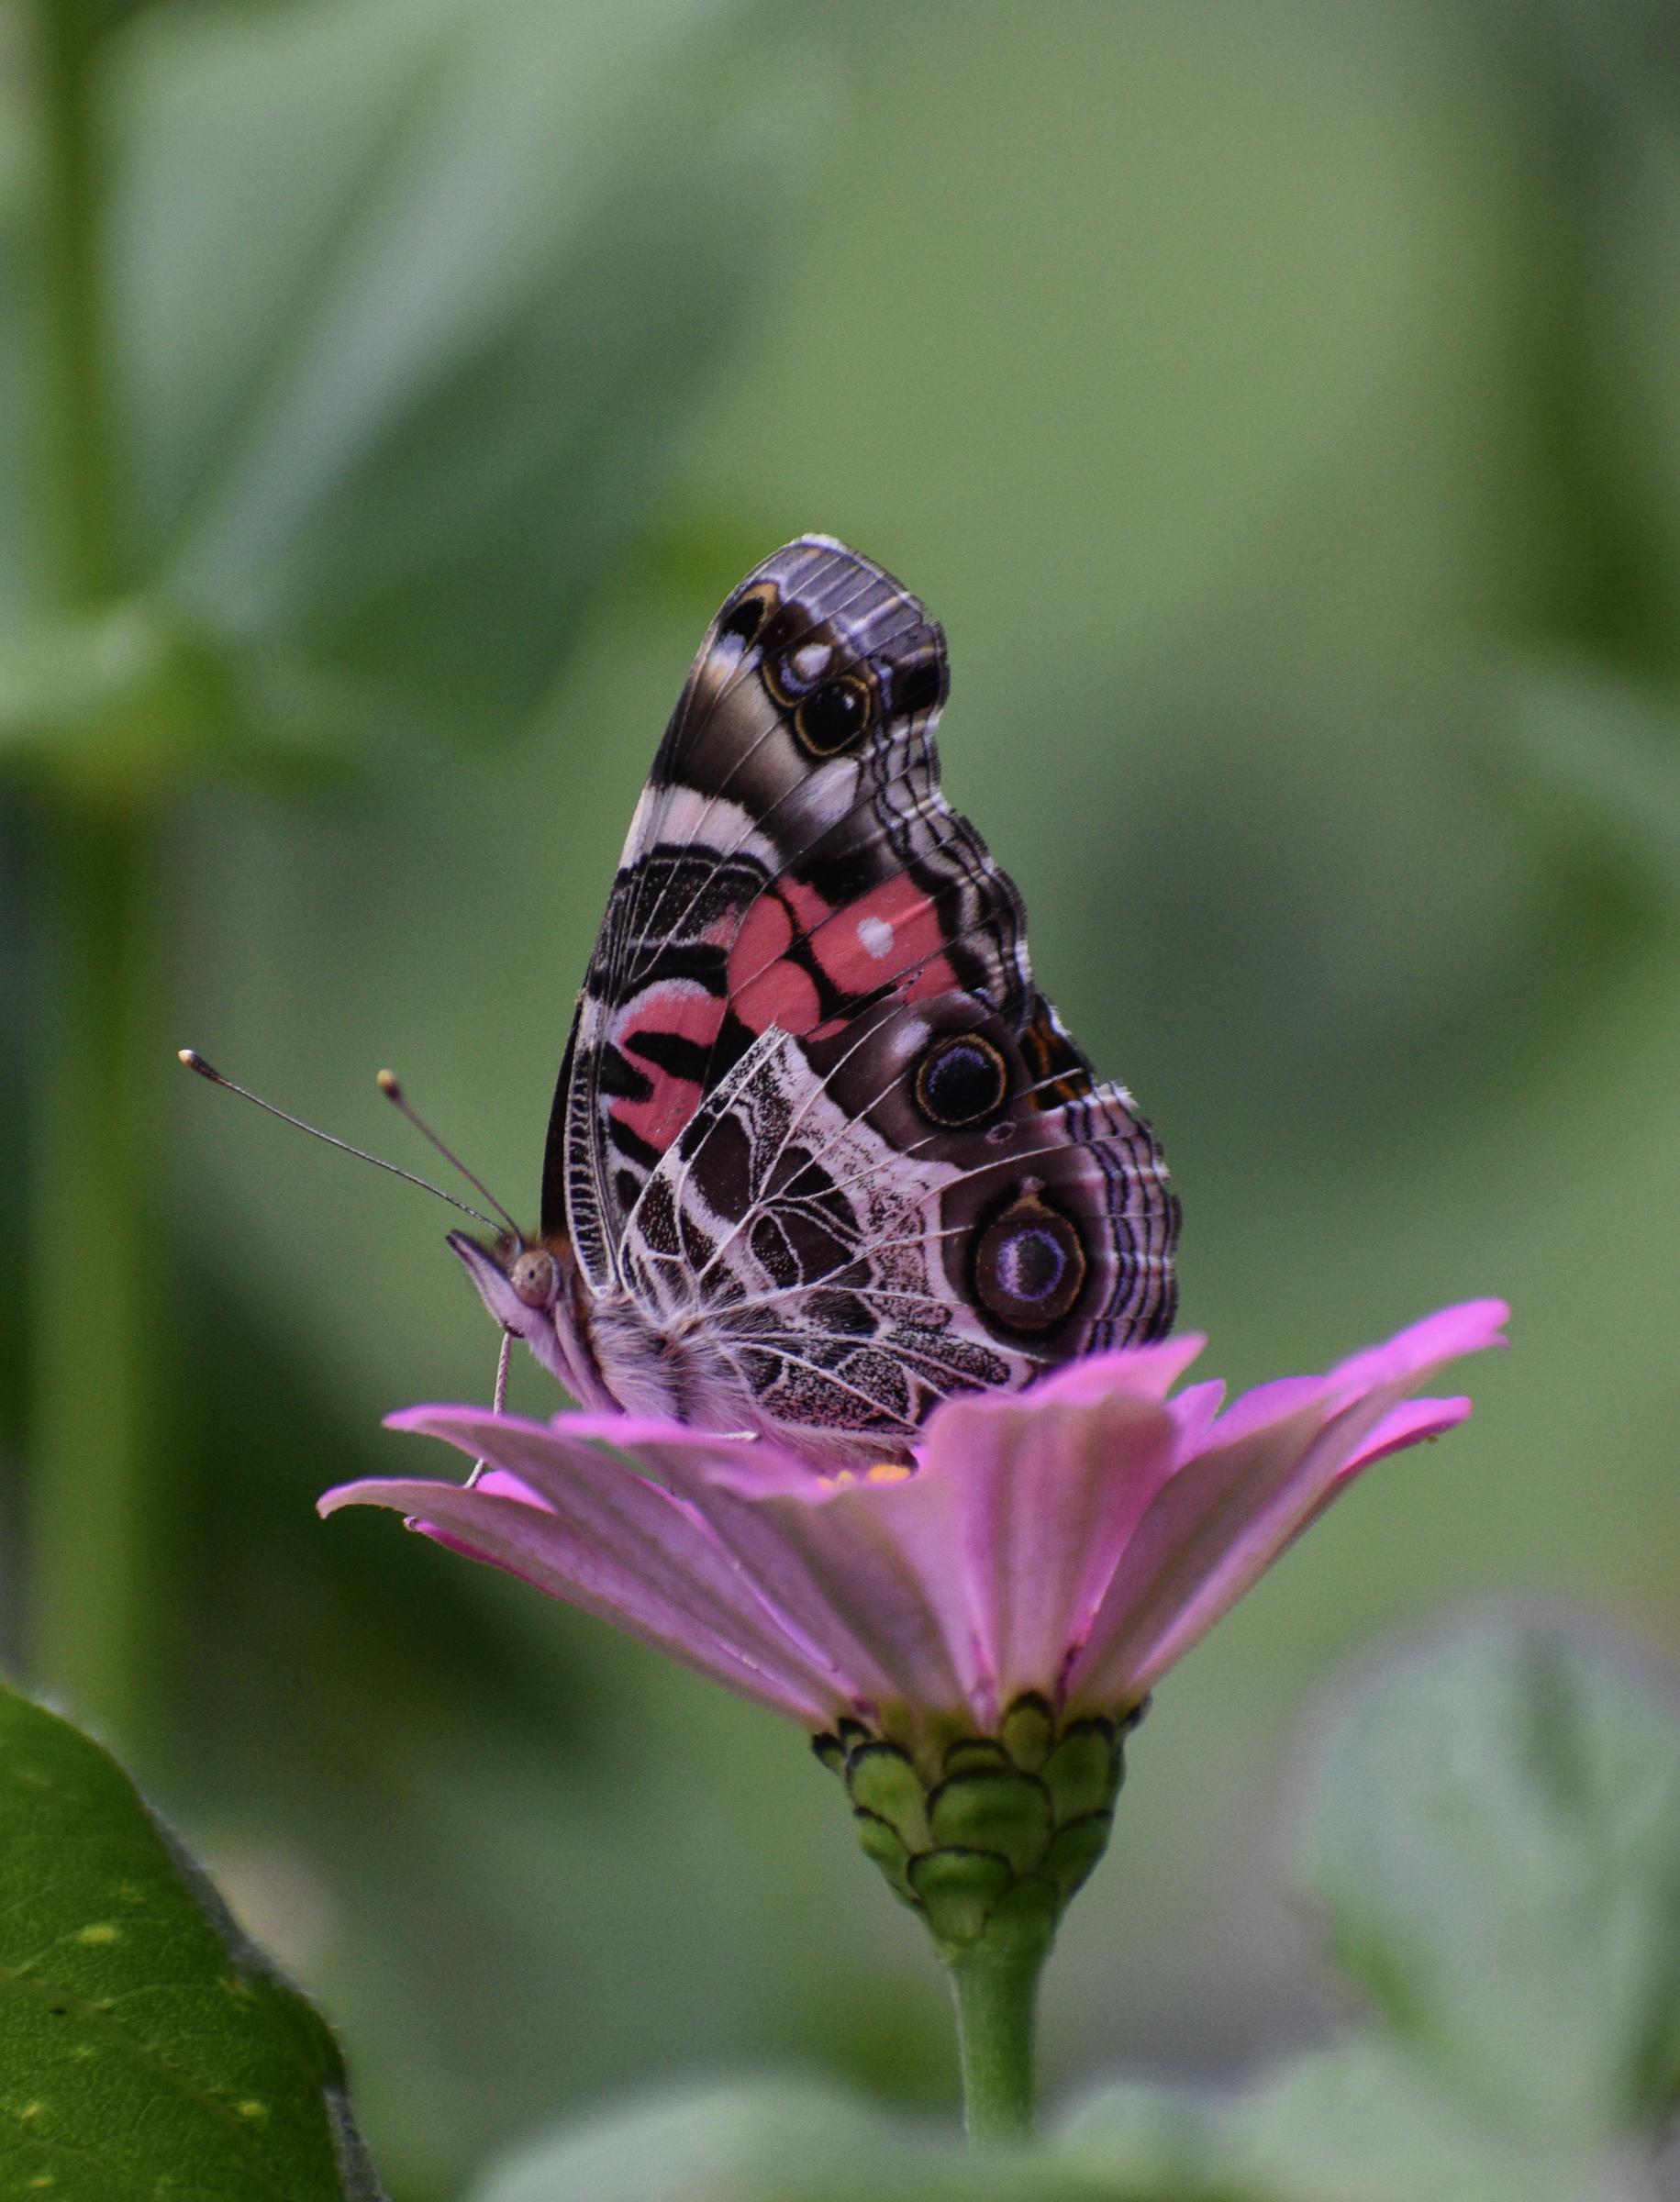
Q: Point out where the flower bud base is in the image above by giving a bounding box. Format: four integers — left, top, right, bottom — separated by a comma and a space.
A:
813, 1694, 1143, 2141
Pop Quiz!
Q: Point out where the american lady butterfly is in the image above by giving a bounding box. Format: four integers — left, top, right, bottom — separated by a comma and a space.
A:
457, 538, 1179, 1465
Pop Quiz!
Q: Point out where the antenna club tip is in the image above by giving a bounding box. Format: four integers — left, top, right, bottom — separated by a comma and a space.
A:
179, 1049, 217, 1078
376, 1070, 402, 1099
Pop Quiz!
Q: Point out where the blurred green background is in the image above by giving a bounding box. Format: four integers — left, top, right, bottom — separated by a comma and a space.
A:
5, 0, 1680, 2194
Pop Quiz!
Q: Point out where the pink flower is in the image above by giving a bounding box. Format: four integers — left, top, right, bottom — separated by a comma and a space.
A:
318, 1300, 1508, 1755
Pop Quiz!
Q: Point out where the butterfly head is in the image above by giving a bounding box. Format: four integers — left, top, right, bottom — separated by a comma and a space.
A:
507, 1244, 561, 1310
449, 1227, 562, 1317
445, 1225, 608, 1407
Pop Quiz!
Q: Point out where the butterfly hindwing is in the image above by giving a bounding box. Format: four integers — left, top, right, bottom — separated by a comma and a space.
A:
535, 535, 1178, 1457
611, 996, 1175, 1456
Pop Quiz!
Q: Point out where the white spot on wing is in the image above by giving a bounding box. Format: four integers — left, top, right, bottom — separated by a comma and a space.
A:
856, 916, 895, 959
794, 759, 861, 830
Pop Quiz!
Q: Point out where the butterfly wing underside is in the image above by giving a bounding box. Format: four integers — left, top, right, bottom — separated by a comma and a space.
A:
543, 536, 1177, 1454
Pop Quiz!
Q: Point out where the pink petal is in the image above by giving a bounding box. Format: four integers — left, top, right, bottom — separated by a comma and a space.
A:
1279, 1396, 1475, 1550
324, 1411, 848, 1724
1339, 1395, 1472, 1476
718, 1473, 976, 1725
1197, 1373, 1332, 1449
545, 1410, 821, 1486
474, 1467, 554, 1510
1066, 1305, 1507, 1710
1064, 1395, 1343, 1710
612, 1434, 946, 1713
1325, 1298, 1509, 1397
1017, 1333, 1208, 1409
918, 1389, 1180, 1726
1166, 1379, 1226, 1463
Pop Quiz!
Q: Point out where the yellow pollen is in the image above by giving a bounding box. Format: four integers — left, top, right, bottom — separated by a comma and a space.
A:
866, 1462, 912, 1483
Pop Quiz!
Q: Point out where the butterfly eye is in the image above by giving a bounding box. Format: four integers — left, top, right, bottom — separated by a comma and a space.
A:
914, 1033, 1009, 1129
794, 674, 873, 757
510, 1249, 559, 1308
974, 1187, 1086, 1332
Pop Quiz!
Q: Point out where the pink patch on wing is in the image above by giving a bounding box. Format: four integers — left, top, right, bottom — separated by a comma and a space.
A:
808, 873, 949, 997
902, 954, 960, 1003
727, 868, 964, 1037
781, 877, 835, 934
732, 959, 822, 1037
728, 880, 836, 1038
729, 894, 794, 993
608, 979, 727, 1152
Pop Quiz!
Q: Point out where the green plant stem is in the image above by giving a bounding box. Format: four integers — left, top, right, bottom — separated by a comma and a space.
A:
28, 0, 153, 1751
36, 0, 117, 603
29, 800, 154, 1753
947, 1934, 1044, 2146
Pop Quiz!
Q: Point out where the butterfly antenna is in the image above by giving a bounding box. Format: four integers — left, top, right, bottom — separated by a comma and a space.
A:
375, 1070, 522, 1240
178, 1050, 503, 1232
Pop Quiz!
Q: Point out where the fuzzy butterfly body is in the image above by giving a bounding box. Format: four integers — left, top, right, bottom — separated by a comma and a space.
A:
456, 537, 1179, 1464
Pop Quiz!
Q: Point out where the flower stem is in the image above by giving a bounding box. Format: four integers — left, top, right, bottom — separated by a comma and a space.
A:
35, 0, 117, 604
946, 1930, 1045, 2146
27, 0, 154, 1752
29, 798, 156, 1754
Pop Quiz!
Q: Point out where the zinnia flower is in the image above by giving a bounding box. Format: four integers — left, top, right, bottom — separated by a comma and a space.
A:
322, 1302, 1506, 1746
321, 1299, 1506, 2132
321, 1299, 1504, 1788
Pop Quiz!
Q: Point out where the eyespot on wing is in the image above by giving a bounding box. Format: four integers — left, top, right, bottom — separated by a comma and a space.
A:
974, 1185, 1087, 1332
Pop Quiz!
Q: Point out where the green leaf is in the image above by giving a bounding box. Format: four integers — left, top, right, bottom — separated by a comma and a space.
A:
105, 0, 819, 739
1063, 2038, 1640, 2202
0, 1682, 384, 2198
1303, 1616, 1680, 2143
1218, 2038, 1629, 2202
1054, 2083, 1245, 2201
468, 2074, 1222, 2202
1063, 2041, 1623, 2202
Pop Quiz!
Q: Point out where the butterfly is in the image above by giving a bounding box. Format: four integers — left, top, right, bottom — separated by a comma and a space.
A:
456, 537, 1179, 1465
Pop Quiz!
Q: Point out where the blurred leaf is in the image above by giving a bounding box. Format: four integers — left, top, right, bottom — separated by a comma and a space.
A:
1216, 2039, 1631, 2202
0, 1681, 384, 2197
1304, 1616, 1680, 2145
468, 2075, 1236, 2202
100, 0, 819, 742
1058, 1618, 1680, 2202
0, 603, 196, 736
1058, 2056, 1603, 2202
1052, 2082, 1233, 2196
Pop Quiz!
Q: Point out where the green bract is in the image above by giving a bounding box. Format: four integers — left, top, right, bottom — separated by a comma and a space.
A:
817, 1699, 1135, 1966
